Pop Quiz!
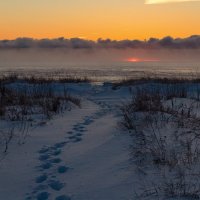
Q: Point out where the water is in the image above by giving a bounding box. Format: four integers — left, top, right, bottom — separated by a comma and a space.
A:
1, 61, 200, 81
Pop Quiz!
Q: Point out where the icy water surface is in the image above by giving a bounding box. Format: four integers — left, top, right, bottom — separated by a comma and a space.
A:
1, 61, 200, 81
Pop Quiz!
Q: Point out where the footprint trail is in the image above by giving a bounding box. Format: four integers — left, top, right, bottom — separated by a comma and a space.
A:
25, 104, 110, 200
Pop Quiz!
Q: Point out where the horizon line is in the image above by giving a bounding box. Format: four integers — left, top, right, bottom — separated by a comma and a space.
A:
0, 34, 200, 42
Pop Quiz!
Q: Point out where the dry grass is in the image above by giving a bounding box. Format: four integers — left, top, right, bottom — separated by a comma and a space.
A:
120, 83, 200, 199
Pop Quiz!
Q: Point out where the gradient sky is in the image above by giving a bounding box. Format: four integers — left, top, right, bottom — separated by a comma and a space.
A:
0, 0, 200, 40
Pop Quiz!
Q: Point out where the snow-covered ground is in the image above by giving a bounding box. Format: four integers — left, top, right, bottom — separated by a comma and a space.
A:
0, 83, 135, 200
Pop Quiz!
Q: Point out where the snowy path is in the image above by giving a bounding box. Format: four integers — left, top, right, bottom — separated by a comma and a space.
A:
0, 87, 134, 200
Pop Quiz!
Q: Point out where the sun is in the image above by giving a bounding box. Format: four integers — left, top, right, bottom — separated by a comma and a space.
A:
126, 57, 160, 63
127, 58, 141, 62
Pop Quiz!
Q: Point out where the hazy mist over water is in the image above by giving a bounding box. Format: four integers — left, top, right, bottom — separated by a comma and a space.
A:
0, 48, 200, 81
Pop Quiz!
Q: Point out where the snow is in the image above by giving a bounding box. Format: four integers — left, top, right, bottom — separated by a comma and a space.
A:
0, 83, 135, 200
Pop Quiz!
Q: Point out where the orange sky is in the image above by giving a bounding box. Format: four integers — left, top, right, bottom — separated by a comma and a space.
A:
0, 0, 200, 40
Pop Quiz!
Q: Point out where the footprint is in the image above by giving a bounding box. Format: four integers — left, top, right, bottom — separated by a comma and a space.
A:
52, 149, 61, 156
25, 197, 32, 200
55, 195, 71, 200
73, 137, 82, 143
83, 122, 89, 126
34, 184, 48, 191
36, 192, 50, 200
89, 119, 94, 123
38, 147, 49, 154
39, 154, 50, 161
73, 126, 80, 130
78, 129, 86, 133
79, 127, 86, 131
40, 162, 52, 170
74, 124, 80, 127
68, 136, 76, 140
67, 131, 73, 135
78, 123, 85, 126
78, 125, 86, 129
76, 133, 82, 137
54, 142, 67, 149
73, 127, 79, 131
83, 119, 93, 125
50, 158, 62, 164
48, 180, 65, 191
35, 175, 47, 183
57, 166, 69, 174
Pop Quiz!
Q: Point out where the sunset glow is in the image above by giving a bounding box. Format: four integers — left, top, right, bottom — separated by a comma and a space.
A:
127, 58, 140, 62
0, 0, 200, 40
126, 58, 160, 63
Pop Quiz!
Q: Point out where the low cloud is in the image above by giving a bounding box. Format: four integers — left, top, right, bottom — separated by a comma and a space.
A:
0, 35, 200, 50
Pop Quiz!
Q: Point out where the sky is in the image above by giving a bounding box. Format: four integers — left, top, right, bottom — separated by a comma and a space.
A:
0, 0, 200, 40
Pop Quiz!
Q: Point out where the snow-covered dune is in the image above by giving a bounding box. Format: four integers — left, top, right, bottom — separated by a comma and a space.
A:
0, 83, 134, 200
